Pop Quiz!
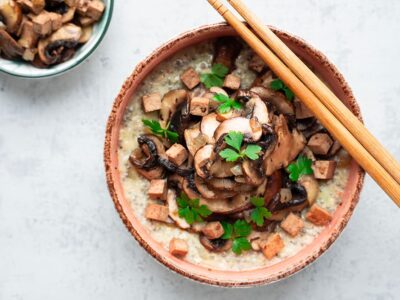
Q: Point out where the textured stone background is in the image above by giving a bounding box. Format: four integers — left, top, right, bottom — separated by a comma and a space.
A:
1, 0, 400, 299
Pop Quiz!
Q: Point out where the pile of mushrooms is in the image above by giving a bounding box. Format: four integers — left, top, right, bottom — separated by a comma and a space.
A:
0, 0, 105, 66
131, 37, 342, 254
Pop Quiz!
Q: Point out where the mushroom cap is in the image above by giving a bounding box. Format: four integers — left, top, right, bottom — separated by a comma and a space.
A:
298, 175, 319, 206
0, 28, 23, 58
194, 144, 214, 178
167, 189, 190, 229
200, 113, 220, 142
214, 117, 262, 142
199, 234, 232, 252
159, 89, 187, 127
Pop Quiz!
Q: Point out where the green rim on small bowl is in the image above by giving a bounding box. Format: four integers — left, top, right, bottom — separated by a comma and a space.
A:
0, 0, 114, 78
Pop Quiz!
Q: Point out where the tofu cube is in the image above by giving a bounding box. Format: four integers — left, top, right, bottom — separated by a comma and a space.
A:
306, 204, 332, 226
281, 213, 304, 237
261, 233, 284, 260
76, 0, 89, 15
307, 133, 333, 155
223, 74, 241, 90
169, 238, 188, 257
166, 144, 188, 166
48, 12, 62, 31
32, 12, 52, 36
147, 179, 167, 200
201, 222, 224, 240
249, 54, 265, 73
142, 93, 162, 113
145, 204, 169, 223
312, 160, 337, 180
180, 67, 200, 90
86, 0, 105, 21
190, 97, 209, 116
295, 101, 314, 119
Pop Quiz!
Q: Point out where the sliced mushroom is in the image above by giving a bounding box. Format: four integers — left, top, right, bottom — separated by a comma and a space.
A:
298, 175, 319, 206
167, 189, 190, 229
169, 100, 192, 145
214, 117, 262, 142
215, 109, 242, 122
213, 37, 242, 71
78, 25, 92, 43
252, 70, 275, 88
244, 96, 271, 125
38, 23, 82, 65
129, 134, 165, 169
200, 112, 220, 142
159, 89, 187, 127
18, 20, 38, 49
250, 86, 295, 115
199, 193, 252, 214
184, 127, 208, 157
264, 170, 283, 207
194, 144, 214, 178
135, 165, 165, 180
209, 158, 235, 178
0, 2, 22, 33
242, 159, 264, 186
182, 174, 202, 200
167, 173, 184, 190
0, 28, 23, 58
194, 175, 237, 200
61, 6, 75, 23
263, 115, 306, 176
210, 87, 228, 96
199, 234, 232, 252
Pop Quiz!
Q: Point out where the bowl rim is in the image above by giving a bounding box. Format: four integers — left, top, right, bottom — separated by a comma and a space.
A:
104, 22, 365, 287
0, 0, 114, 79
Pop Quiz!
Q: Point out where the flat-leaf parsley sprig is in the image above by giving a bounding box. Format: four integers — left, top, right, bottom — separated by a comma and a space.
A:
200, 63, 229, 89
221, 220, 252, 255
142, 119, 179, 143
250, 196, 272, 227
176, 192, 212, 225
219, 131, 262, 162
287, 155, 314, 182
213, 93, 242, 114
270, 78, 295, 101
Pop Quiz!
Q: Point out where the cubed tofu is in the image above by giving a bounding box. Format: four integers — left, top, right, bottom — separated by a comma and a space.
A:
249, 54, 265, 73
312, 160, 337, 180
307, 133, 333, 155
190, 97, 209, 116
18, 21, 38, 48
145, 204, 169, 222
295, 101, 314, 119
281, 213, 304, 237
201, 222, 224, 240
142, 93, 162, 113
306, 204, 332, 226
169, 238, 188, 257
147, 179, 167, 200
32, 12, 52, 36
76, 0, 89, 15
261, 233, 284, 260
166, 144, 188, 166
86, 0, 105, 21
48, 12, 62, 31
223, 74, 241, 90
17, 0, 45, 14
184, 128, 208, 156
180, 67, 200, 90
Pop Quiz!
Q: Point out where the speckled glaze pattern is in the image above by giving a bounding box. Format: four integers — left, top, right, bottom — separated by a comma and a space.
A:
104, 23, 365, 287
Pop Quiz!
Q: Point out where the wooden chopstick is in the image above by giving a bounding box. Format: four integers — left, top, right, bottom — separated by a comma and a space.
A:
207, 0, 400, 206
227, 0, 400, 186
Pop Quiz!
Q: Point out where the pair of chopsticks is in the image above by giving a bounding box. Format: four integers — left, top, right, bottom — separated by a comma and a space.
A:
207, 0, 400, 206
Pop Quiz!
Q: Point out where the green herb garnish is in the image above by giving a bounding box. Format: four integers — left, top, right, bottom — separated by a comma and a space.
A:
270, 78, 295, 101
221, 220, 252, 255
142, 119, 179, 143
250, 196, 272, 227
213, 93, 242, 114
200, 63, 229, 89
219, 131, 262, 162
287, 155, 314, 182
176, 192, 212, 224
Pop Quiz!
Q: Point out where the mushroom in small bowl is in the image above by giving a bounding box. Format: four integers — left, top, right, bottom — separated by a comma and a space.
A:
0, 0, 113, 78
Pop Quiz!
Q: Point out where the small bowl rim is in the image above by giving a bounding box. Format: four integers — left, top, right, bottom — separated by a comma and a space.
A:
104, 22, 365, 287
0, 0, 114, 79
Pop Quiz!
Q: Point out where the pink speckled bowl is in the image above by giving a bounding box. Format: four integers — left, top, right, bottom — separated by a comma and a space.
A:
104, 23, 365, 287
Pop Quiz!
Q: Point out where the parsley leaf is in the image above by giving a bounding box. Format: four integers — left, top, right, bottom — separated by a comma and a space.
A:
142, 119, 179, 143
200, 63, 229, 88
221, 219, 252, 255
250, 196, 272, 226
232, 237, 252, 255
176, 192, 212, 224
218, 131, 262, 162
287, 155, 314, 182
270, 79, 295, 101
213, 93, 242, 114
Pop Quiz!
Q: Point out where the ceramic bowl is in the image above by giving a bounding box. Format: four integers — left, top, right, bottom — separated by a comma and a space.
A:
104, 23, 365, 287
0, 0, 113, 78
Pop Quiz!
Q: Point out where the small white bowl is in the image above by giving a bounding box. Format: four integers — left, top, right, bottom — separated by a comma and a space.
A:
0, 0, 113, 78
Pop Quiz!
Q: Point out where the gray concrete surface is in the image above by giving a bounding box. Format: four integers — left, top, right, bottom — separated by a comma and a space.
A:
1, 0, 400, 299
